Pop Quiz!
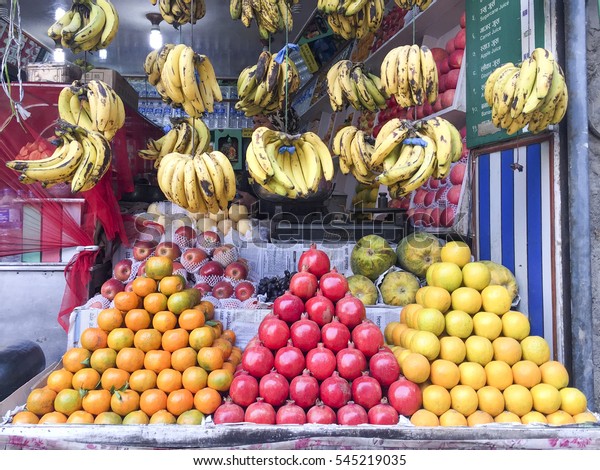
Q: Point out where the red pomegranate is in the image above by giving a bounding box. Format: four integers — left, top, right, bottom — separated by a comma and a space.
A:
351, 320, 384, 358
335, 293, 367, 330
212, 399, 245, 424
319, 268, 349, 303
244, 398, 276, 424
321, 317, 351, 353
336, 343, 367, 381
369, 349, 401, 387
305, 291, 335, 327
337, 402, 368, 425
319, 372, 351, 409
298, 243, 330, 279
228, 371, 259, 407
368, 398, 399, 425
307, 401, 337, 424
387, 377, 423, 417
276, 401, 307, 425
289, 267, 318, 301
258, 316, 290, 351
305, 343, 336, 381
241, 343, 275, 378
290, 314, 321, 353
273, 291, 305, 324
274, 340, 306, 380
289, 369, 320, 409
258, 371, 289, 407
351, 372, 383, 410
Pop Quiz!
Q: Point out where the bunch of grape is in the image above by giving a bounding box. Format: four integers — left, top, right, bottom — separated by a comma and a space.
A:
257, 270, 296, 302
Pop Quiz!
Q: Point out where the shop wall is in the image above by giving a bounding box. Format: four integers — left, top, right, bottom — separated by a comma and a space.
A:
586, 0, 600, 410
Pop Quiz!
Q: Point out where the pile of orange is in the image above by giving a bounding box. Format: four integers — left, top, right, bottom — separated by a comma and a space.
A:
384, 243, 598, 427
12, 256, 240, 426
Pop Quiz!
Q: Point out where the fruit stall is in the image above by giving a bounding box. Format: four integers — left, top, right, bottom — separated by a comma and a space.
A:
1, 0, 599, 451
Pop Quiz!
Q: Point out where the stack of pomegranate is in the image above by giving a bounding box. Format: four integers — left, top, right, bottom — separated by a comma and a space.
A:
212, 244, 423, 426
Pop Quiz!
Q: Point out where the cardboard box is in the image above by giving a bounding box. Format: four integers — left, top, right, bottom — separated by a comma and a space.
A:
26, 63, 82, 84
83, 68, 139, 110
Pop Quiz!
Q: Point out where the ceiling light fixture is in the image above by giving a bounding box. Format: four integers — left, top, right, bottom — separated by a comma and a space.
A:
53, 47, 65, 63
146, 13, 163, 50
98, 49, 108, 60
54, 7, 66, 21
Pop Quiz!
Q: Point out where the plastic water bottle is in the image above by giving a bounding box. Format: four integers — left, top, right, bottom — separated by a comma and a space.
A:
0, 188, 23, 262
217, 104, 227, 129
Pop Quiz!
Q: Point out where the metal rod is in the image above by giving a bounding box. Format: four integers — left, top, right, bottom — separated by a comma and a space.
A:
564, 0, 594, 408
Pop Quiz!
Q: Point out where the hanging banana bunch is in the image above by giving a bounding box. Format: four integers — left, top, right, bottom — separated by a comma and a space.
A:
230, 0, 298, 39
327, 60, 389, 112
143, 44, 223, 118
150, 0, 206, 27
394, 0, 433, 10
6, 121, 112, 193
246, 127, 335, 198
332, 126, 379, 185
48, 0, 119, 54
57, 80, 125, 142
317, 0, 385, 40
484, 48, 568, 135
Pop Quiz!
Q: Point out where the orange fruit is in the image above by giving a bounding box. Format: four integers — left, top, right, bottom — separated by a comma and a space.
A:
161, 328, 190, 352
149, 409, 177, 424
152, 310, 178, 333
145, 256, 173, 281
391, 323, 409, 346
95, 409, 130, 425
449, 385, 478, 417
189, 326, 216, 350
26, 387, 57, 416
451, 287, 482, 315
182, 366, 208, 393
430, 360, 460, 389
140, 388, 168, 416
193, 387, 222, 414
495, 411, 521, 423
71, 368, 101, 391
131, 277, 158, 297
97, 308, 124, 332
82, 389, 111, 415
492, 337, 522, 365
539, 361, 569, 390
521, 411, 548, 425
421, 286, 452, 313
11, 411, 39, 424
530, 383, 562, 414
89, 348, 118, 374
144, 292, 169, 315
196, 300, 215, 320
546, 410, 575, 425
503, 384, 533, 417
512, 360, 542, 388
106, 328, 135, 351
114, 291, 141, 312
178, 308, 206, 331
129, 369, 158, 393
422, 384, 451, 416
67, 410, 95, 424
458, 362, 487, 390
484, 360, 514, 391
54, 388, 83, 416
62, 347, 91, 373
116, 347, 145, 373
410, 409, 439, 427
481, 285, 512, 315
559, 387, 588, 415
123, 410, 150, 425
134, 328, 163, 352
159, 275, 186, 296
171, 347, 198, 372
177, 409, 205, 425
38, 411, 67, 424
207, 369, 234, 392
221, 329, 236, 345
384, 321, 401, 344
100, 367, 130, 391
207, 320, 223, 339
80, 327, 108, 351
111, 389, 140, 417
467, 410, 494, 426
439, 409, 468, 426
222, 361, 236, 374
124, 309, 152, 332
46, 369, 74, 393
156, 368, 183, 393
477, 386, 505, 417
439, 336, 467, 364
167, 389, 194, 416
212, 337, 233, 360
144, 349, 172, 374
402, 304, 423, 327
197, 346, 225, 371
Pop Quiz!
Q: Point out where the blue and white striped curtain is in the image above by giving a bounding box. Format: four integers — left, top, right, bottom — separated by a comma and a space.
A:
474, 140, 554, 346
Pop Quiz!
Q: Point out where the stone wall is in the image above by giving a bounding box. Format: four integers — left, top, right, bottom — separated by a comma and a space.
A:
586, 0, 600, 410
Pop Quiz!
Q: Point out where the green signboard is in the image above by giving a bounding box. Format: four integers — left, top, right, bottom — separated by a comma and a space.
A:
466, 0, 546, 149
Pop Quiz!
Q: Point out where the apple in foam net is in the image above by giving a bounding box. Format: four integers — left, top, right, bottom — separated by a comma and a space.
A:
454, 28, 466, 50
442, 89, 455, 108
449, 50, 464, 70
198, 230, 221, 249
225, 261, 248, 281
450, 163, 466, 185
101, 278, 125, 301
124, 281, 134, 292
199, 261, 224, 278
235, 281, 256, 301
436, 187, 448, 203
155, 241, 182, 260
413, 188, 427, 206
212, 280, 234, 299
441, 207, 456, 227
132, 240, 156, 261
447, 185, 462, 205
424, 190, 436, 208
212, 244, 237, 266
113, 259, 133, 282
182, 247, 209, 266
172, 261, 185, 273
137, 261, 146, 277
446, 69, 460, 90
175, 226, 197, 240
193, 282, 213, 296
430, 208, 441, 227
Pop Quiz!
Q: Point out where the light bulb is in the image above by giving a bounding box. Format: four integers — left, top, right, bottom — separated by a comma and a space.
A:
149, 28, 162, 50
55, 7, 66, 21
53, 48, 65, 63
99, 49, 108, 60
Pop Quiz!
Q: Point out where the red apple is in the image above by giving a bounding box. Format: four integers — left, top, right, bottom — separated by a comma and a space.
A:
430, 47, 448, 63
175, 226, 197, 240
88, 300, 104, 308
234, 281, 256, 301
416, 105, 425, 120
440, 57, 450, 74
113, 259, 133, 282
446, 37, 456, 54
193, 282, 213, 296
124, 281, 134, 293
446, 69, 460, 89
460, 11, 466, 28
432, 99, 443, 112
460, 127, 467, 139
132, 240, 157, 262
413, 188, 428, 206
413, 208, 426, 226
421, 208, 434, 228
424, 190, 436, 207
400, 197, 411, 210
436, 187, 448, 203
450, 163, 467, 185
172, 261, 185, 272
430, 208, 441, 227
137, 261, 146, 277
182, 248, 209, 266
224, 261, 248, 281
198, 231, 221, 250
441, 207, 456, 227
212, 280, 234, 299
438, 74, 447, 93
212, 244, 238, 267
441, 89, 455, 108
155, 241, 182, 260
199, 261, 224, 278
429, 178, 441, 190
422, 102, 433, 117
449, 49, 464, 70
447, 185, 462, 205
454, 28, 466, 50
101, 278, 125, 301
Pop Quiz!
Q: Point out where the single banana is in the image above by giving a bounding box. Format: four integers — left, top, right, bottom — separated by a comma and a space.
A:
71, 138, 97, 192
484, 62, 515, 107
245, 142, 269, 184
299, 132, 334, 181
251, 127, 277, 177
407, 45, 424, 106
377, 143, 422, 186
350, 130, 371, 177
170, 157, 189, 209
420, 45, 438, 105
200, 151, 228, 211
210, 150, 237, 202
193, 153, 220, 214
397, 144, 436, 195
96, 0, 119, 49
371, 125, 410, 167
183, 158, 205, 213
295, 140, 322, 193
510, 56, 537, 118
